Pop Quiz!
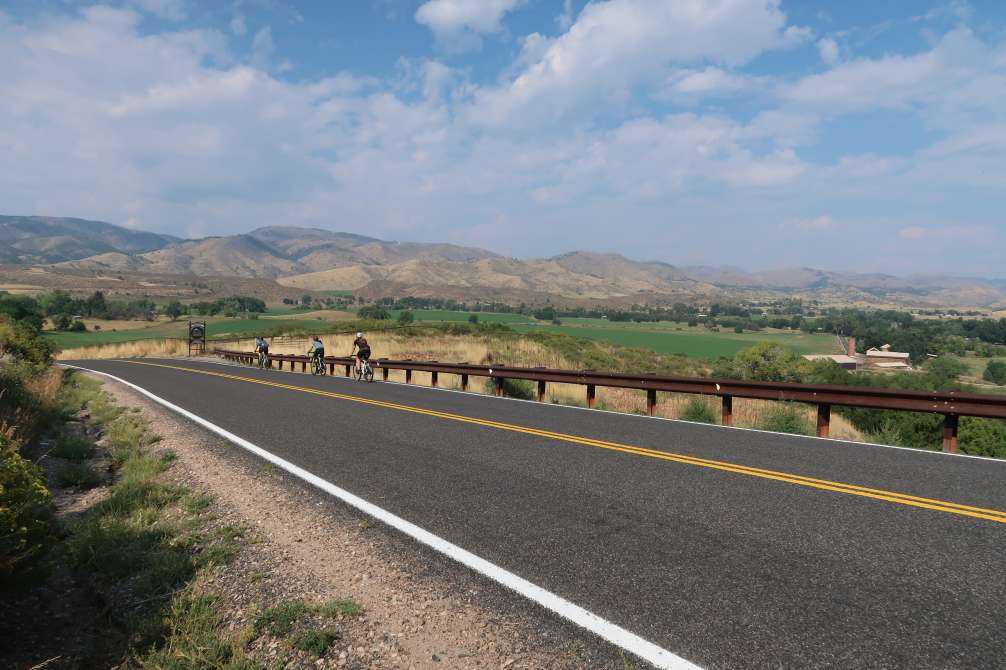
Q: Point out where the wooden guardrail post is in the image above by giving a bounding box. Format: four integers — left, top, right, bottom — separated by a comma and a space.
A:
328, 362, 335, 375
405, 369, 412, 384
344, 364, 351, 377
537, 380, 546, 402
431, 371, 438, 387
300, 360, 306, 372
586, 384, 596, 409
461, 373, 469, 391
382, 366, 389, 381
495, 377, 505, 397
646, 389, 657, 416
817, 404, 831, 438
942, 414, 959, 453
721, 396, 733, 426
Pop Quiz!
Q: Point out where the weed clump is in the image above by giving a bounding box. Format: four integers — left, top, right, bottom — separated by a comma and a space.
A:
757, 404, 813, 436
679, 397, 718, 424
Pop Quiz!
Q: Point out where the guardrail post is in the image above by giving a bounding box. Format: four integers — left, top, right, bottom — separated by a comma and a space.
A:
537, 380, 546, 402
495, 377, 504, 397
328, 362, 335, 375
405, 369, 412, 384
942, 414, 959, 453
344, 364, 351, 377
817, 404, 831, 438
586, 384, 596, 409
461, 374, 469, 391
431, 371, 438, 387
300, 360, 306, 372
646, 389, 657, 416
277, 360, 283, 370
382, 366, 389, 381
721, 395, 733, 426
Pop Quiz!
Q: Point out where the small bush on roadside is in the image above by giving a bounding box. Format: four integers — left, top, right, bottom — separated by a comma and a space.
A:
679, 397, 718, 424
318, 598, 362, 618
983, 360, 1006, 385
0, 430, 52, 578
58, 462, 102, 489
52, 435, 94, 460
254, 601, 308, 636
292, 628, 340, 656
484, 378, 536, 400
757, 404, 813, 436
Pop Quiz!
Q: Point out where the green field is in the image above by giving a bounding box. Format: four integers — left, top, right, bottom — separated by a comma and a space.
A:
45, 316, 333, 349
385, 310, 836, 359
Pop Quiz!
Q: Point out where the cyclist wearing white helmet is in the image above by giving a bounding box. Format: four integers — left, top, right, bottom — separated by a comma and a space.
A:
351, 331, 371, 375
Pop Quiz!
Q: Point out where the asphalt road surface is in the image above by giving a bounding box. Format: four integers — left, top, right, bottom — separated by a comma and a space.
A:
65, 358, 1006, 669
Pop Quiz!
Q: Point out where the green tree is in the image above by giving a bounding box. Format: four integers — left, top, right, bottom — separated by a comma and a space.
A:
164, 300, 185, 321
731, 342, 802, 382
301, 294, 313, 306
959, 417, 1006, 458
927, 356, 968, 384
983, 360, 1006, 385
53, 313, 72, 331
468, 314, 479, 324
397, 310, 414, 325
357, 305, 390, 320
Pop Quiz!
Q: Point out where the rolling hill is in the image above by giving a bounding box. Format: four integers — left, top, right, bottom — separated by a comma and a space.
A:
6, 215, 1005, 309
0, 215, 177, 264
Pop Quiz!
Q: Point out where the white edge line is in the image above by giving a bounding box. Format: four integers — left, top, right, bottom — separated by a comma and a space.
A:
177, 356, 1006, 465
61, 363, 700, 670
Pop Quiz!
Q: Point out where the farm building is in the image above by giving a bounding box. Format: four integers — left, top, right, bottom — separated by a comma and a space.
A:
802, 354, 859, 370
864, 344, 912, 370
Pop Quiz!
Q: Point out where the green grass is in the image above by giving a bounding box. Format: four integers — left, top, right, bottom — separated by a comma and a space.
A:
512, 323, 832, 359
318, 598, 362, 618
383, 309, 533, 324
757, 404, 814, 436
52, 435, 94, 460
58, 461, 102, 488
254, 601, 308, 636
292, 628, 340, 656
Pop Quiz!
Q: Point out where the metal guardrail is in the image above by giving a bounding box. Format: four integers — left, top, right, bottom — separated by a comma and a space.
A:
214, 349, 1006, 453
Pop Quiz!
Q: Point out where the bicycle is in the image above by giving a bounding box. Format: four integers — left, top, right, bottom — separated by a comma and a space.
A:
354, 356, 374, 382
311, 354, 326, 376
257, 350, 270, 368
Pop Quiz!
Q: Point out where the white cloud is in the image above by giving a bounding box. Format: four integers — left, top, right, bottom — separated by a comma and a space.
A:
415, 0, 524, 50
230, 15, 247, 36
817, 37, 839, 65
468, 0, 798, 127
898, 225, 981, 240
556, 0, 574, 31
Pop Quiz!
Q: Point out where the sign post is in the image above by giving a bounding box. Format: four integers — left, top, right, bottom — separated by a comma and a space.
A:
188, 320, 206, 356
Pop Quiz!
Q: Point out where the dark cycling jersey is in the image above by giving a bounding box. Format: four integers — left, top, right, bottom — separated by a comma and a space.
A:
353, 336, 369, 349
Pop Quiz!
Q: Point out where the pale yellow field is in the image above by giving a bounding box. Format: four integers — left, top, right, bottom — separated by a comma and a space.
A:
60, 332, 865, 443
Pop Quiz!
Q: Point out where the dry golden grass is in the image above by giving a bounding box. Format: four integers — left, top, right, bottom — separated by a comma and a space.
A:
60, 332, 865, 443
57, 338, 191, 360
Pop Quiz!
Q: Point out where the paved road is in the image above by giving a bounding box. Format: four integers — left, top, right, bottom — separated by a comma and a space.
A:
67, 358, 1006, 669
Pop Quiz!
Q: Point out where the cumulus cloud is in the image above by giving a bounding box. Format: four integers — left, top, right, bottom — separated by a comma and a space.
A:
0, 3, 1004, 274
817, 37, 839, 65
415, 0, 525, 51
467, 0, 800, 127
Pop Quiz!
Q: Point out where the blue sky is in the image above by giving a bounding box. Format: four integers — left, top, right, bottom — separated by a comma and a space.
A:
1, 0, 1004, 276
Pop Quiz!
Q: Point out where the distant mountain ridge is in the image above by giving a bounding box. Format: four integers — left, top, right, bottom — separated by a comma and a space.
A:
5, 215, 1005, 309
0, 215, 178, 264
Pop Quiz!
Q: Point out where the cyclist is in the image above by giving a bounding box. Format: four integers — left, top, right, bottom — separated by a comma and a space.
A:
307, 335, 325, 369
254, 336, 269, 365
350, 331, 371, 377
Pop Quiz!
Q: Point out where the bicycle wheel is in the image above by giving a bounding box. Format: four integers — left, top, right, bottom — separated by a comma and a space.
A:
354, 364, 363, 381
363, 365, 374, 383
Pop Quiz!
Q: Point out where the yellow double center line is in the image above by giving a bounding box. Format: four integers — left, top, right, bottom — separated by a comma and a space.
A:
123, 360, 1006, 525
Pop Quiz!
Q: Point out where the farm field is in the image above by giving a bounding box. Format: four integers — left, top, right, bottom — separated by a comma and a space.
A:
385, 309, 837, 358
43, 314, 342, 349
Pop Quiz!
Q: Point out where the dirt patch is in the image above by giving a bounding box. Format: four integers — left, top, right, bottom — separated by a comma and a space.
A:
96, 376, 623, 669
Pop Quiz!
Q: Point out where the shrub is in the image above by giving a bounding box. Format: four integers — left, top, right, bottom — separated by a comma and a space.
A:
292, 628, 340, 656
58, 462, 101, 489
485, 378, 535, 400
757, 404, 813, 436
0, 434, 52, 577
679, 397, 718, 424
397, 310, 414, 324
52, 435, 94, 460
959, 417, 1006, 458
983, 360, 1006, 385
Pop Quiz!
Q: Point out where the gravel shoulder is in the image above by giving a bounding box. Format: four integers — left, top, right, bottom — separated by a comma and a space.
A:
96, 373, 631, 670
